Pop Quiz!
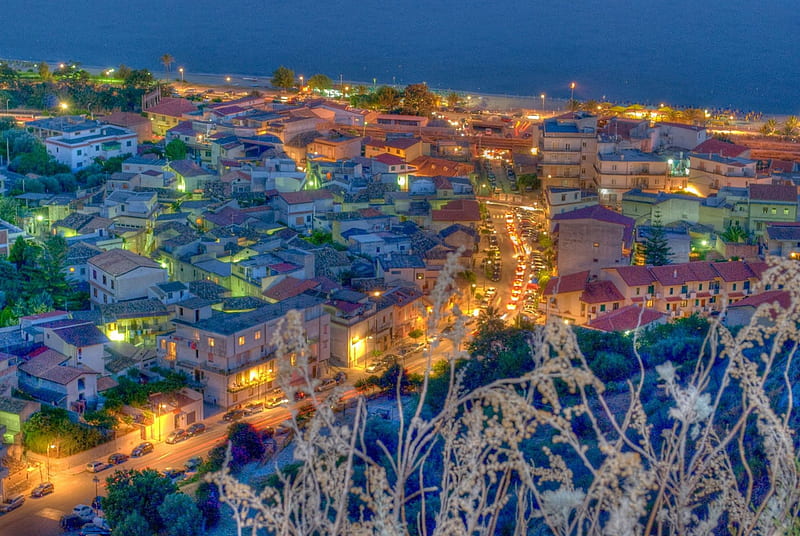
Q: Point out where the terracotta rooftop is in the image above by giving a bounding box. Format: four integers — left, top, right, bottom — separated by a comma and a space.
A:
587, 305, 666, 332
19, 349, 98, 385
728, 290, 791, 311
580, 280, 624, 304
543, 270, 590, 295
262, 277, 318, 301
277, 190, 334, 204
692, 138, 750, 158
431, 199, 480, 222
144, 97, 198, 117
748, 183, 797, 202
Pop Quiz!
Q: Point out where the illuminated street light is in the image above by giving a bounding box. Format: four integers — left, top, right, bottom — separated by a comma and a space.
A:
179, 67, 184, 82
570, 82, 576, 106
540, 93, 545, 113
298, 74, 304, 89
226, 76, 231, 83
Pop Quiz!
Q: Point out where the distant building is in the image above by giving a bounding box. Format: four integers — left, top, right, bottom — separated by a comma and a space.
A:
88, 249, 167, 306
538, 112, 597, 190
45, 125, 138, 171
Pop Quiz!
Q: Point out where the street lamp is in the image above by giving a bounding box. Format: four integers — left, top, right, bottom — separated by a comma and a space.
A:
87, 103, 94, 121
47, 443, 56, 480
179, 67, 184, 82
540, 93, 545, 114
93, 476, 100, 504
569, 82, 576, 109
298, 75, 304, 89
59, 102, 68, 114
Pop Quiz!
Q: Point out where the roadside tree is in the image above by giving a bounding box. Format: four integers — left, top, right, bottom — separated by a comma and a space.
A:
271, 66, 295, 90
401, 83, 437, 117
307, 74, 332, 92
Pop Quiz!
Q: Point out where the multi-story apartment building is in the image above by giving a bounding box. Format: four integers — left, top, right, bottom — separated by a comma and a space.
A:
45, 125, 138, 171
594, 150, 670, 209
538, 112, 597, 190
543, 259, 767, 326
688, 152, 757, 195
544, 187, 598, 219
161, 294, 330, 408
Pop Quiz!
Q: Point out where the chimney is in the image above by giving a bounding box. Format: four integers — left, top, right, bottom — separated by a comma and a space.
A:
673, 269, 678, 279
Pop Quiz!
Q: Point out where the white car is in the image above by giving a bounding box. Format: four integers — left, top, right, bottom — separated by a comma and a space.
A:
73, 504, 94, 520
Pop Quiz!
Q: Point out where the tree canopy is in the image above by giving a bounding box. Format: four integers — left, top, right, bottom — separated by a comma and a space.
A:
104, 469, 178, 533
401, 83, 437, 117
307, 73, 332, 91
271, 66, 295, 90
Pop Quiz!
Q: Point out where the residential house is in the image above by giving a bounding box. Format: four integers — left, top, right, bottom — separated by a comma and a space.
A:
169, 159, 217, 193
373, 114, 429, 128
325, 290, 392, 368
99, 299, 171, 347
688, 152, 758, 195
18, 349, 99, 411
143, 97, 199, 137
52, 213, 114, 238
745, 183, 798, 235
761, 223, 800, 259
651, 122, 709, 151
724, 290, 791, 328
544, 187, 599, 219
439, 224, 479, 254
88, 248, 168, 306
101, 190, 159, 231
364, 137, 425, 162
103, 111, 153, 141
307, 134, 362, 161
430, 199, 480, 232
585, 304, 667, 332
40, 318, 109, 374
271, 190, 335, 230
64, 241, 104, 282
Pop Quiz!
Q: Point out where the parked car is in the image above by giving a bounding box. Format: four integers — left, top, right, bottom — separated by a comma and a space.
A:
244, 402, 264, 416
314, 378, 337, 392
61, 514, 84, 530
184, 456, 203, 472
31, 482, 54, 497
131, 442, 154, 457
0, 494, 24, 512
73, 504, 94, 520
186, 422, 206, 437
85, 461, 110, 473
222, 409, 246, 422
79, 522, 112, 536
333, 371, 347, 384
107, 452, 128, 465
365, 361, 383, 374
163, 467, 186, 482
165, 429, 187, 445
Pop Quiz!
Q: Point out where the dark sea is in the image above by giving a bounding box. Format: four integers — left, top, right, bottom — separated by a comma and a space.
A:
2, 0, 798, 113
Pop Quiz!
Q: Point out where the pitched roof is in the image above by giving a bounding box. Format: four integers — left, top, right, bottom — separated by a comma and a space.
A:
89, 249, 161, 276
711, 260, 757, 282
728, 290, 791, 310
543, 270, 590, 295
605, 265, 655, 286
692, 138, 750, 158
144, 97, 198, 117
765, 223, 800, 241
431, 199, 480, 222
262, 277, 319, 301
170, 159, 212, 177
587, 305, 666, 332
277, 190, 333, 204
748, 183, 797, 202
374, 153, 406, 165
553, 205, 635, 245
51, 323, 109, 347
19, 349, 98, 385
580, 280, 624, 304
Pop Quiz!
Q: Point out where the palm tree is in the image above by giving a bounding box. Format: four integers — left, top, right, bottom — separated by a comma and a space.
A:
477, 306, 505, 334
759, 118, 778, 136
160, 54, 175, 78
781, 115, 799, 137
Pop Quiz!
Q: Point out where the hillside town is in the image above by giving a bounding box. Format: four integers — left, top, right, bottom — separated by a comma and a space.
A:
0, 65, 799, 534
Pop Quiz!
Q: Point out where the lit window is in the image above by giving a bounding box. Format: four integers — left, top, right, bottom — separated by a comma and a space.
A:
208, 337, 215, 347
238, 336, 245, 346
254, 331, 262, 340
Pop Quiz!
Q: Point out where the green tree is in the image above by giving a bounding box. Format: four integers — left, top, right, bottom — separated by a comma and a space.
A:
760, 118, 778, 136
781, 115, 799, 137
445, 91, 462, 109
160, 54, 175, 77
307, 73, 332, 92
720, 222, 749, 243
195, 481, 221, 529
271, 66, 295, 90
158, 493, 204, 536
0, 197, 20, 224
165, 138, 188, 161
401, 83, 437, 117
37, 61, 52, 81
104, 469, 177, 533
516, 173, 540, 191
113, 511, 151, 536
372, 85, 401, 111
641, 216, 672, 266
226, 422, 266, 471
476, 306, 505, 335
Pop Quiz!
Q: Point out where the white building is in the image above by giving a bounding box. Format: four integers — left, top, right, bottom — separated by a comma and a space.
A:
46, 125, 138, 171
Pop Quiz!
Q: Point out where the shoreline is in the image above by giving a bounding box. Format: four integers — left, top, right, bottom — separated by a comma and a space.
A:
0, 57, 793, 118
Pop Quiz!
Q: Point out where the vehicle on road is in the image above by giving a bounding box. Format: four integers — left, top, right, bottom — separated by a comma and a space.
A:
184, 456, 203, 472
165, 428, 187, 444
186, 422, 206, 436
131, 442, 154, 457
314, 378, 337, 392
264, 391, 289, 408
86, 461, 110, 473
107, 452, 128, 465
0, 494, 24, 512
222, 409, 246, 422
61, 514, 84, 530
244, 402, 264, 415
365, 361, 383, 374
163, 467, 187, 482
79, 524, 112, 536
31, 482, 54, 497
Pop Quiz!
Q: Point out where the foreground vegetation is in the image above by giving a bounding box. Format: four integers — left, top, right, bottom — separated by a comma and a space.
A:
208, 253, 800, 535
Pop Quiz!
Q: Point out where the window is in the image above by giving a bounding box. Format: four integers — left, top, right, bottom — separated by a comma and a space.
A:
784, 208, 790, 215
110, 280, 114, 289
599, 304, 606, 312
669, 287, 674, 295
102, 275, 107, 285
78, 378, 85, 391
126, 140, 132, 147
681, 285, 688, 294
771, 207, 777, 215
732, 283, 737, 291
77, 149, 82, 156
254, 331, 262, 341
208, 337, 215, 347
763, 207, 769, 214
698, 283, 703, 290
238, 336, 246, 346
635, 287, 641, 295
647, 285, 654, 295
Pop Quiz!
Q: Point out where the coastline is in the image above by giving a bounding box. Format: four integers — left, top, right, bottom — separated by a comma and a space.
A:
4, 57, 792, 119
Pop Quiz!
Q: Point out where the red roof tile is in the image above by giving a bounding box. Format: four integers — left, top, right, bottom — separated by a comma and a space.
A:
543, 270, 590, 295
144, 97, 198, 118
263, 277, 318, 301
374, 153, 406, 165
605, 265, 654, 286
729, 290, 791, 310
692, 138, 750, 158
431, 199, 480, 222
277, 190, 333, 204
748, 184, 797, 202
587, 305, 666, 332
580, 280, 624, 304
711, 261, 756, 282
